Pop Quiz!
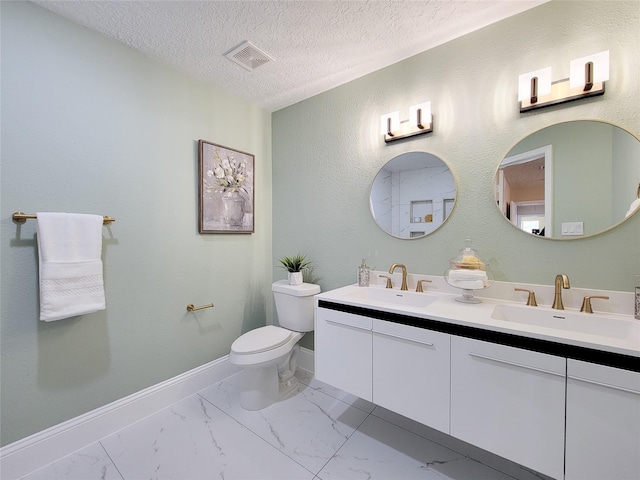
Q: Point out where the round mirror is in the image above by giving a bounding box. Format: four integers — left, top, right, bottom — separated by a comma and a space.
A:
370, 151, 457, 239
495, 121, 640, 239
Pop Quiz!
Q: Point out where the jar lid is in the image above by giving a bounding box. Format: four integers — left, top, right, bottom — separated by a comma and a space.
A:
449, 237, 486, 271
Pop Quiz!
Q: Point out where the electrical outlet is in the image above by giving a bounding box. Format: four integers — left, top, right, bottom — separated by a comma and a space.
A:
561, 221, 584, 236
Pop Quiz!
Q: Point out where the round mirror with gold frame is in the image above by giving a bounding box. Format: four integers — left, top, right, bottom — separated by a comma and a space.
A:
495, 120, 640, 239
370, 151, 457, 239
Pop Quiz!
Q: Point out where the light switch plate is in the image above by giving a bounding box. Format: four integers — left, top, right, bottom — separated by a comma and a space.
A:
561, 221, 584, 236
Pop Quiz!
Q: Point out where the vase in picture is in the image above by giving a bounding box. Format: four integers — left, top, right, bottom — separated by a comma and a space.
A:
288, 271, 303, 285
222, 191, 245, 226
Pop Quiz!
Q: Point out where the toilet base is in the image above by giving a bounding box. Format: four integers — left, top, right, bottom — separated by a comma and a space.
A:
237, 346, 301, 411
238, 365, 299, 411
279, 374, 299, 398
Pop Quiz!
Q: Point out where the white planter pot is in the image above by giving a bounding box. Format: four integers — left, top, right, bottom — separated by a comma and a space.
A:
288, 271, 303, 285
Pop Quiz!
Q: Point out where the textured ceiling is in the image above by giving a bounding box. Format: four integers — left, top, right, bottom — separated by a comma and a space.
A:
31, 0, 547, 112
503, 157, 545, 188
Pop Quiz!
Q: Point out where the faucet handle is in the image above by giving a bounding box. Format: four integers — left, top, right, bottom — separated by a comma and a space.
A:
514, 288, 538, 306
416, 279, 432, 293
580, 295, 609, 313
379, 275, 393, 289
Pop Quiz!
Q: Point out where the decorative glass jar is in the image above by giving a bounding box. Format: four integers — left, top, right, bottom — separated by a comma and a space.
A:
445, 238, 490, 303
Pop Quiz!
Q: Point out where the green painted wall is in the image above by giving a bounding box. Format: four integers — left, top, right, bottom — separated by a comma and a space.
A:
2, 0, 639, 448
273, 0, 640, 350
1, 1, 272, 445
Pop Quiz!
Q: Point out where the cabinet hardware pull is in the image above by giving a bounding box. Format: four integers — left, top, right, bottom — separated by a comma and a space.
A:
568, 375, 640, 396
468, 352, 565, 378
325, 319, 371, 331
374, 330, 434, 346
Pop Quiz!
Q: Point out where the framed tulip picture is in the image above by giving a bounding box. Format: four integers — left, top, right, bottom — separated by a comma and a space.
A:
198, 140, 255, 233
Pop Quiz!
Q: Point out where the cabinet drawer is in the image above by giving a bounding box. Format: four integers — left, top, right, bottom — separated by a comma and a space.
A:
566, 359, 640, 480
459, 336, 565, 377
317, 308, 372, 331
372, 319, 441, 345
315, 308, 372, 401
568, 358, 640, 394
451, 336, 565, 480
373, 321, 450, 433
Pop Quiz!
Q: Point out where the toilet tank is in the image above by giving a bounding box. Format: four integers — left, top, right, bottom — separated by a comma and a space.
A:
272, 280, 321, 332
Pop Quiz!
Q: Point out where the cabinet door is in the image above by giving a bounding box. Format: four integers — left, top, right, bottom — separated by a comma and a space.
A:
450, 336, 565, 479
314, 307, 372, 401
566, 359, 640, 480
373, 320, 450, 433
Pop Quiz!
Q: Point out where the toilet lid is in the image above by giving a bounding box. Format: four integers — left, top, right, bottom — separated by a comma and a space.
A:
272, 280, 321, 296
232, 325, 293, 354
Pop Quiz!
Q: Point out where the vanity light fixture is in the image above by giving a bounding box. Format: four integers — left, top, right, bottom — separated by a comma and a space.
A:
518, 67, 552, 105
518, 50, 609, 112
380, 111, 400, 139
380, 101, 433, 143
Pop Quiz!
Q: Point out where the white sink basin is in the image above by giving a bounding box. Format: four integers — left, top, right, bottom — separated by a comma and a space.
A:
491, 303, 639, 340
345, 287, 437, 308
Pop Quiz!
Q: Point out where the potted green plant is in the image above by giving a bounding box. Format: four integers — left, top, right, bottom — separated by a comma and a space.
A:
278, 254, 312, 285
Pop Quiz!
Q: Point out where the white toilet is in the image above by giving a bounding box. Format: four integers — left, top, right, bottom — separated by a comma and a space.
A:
229, 280, 320, 410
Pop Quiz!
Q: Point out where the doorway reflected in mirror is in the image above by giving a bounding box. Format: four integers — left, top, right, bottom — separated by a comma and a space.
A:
496, 121, 639, 239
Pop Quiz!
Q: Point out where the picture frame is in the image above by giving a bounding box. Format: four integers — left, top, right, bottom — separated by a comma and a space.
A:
198, 140, 254, 234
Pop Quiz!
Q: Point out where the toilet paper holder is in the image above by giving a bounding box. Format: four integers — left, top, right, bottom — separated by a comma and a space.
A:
186, 303, 214, 312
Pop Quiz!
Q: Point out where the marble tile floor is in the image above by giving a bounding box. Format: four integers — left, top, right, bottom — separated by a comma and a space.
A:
20, 369, 552, 480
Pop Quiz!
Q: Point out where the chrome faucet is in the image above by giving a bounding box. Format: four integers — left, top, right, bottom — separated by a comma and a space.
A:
389, 263, 408, 291
552, 274, 570, 310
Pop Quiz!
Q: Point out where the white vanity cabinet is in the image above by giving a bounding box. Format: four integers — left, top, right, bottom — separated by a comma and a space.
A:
372, 319, 450, 434
450, 336, 566, 480
314, 307, 372, 401
316, 295, 639, 480
565, 359, 640, 480
315, 305, 450, 431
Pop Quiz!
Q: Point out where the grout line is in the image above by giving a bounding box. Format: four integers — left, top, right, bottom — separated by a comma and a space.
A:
98, 440, 125, 480
195, 380, 318, 478
315, 409, 373, 479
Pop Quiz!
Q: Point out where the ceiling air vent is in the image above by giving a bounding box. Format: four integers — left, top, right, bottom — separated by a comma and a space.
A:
225, 41, 273, 71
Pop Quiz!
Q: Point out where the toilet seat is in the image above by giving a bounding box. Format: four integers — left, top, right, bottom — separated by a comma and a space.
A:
231, 325, 293, 354
230, 325, 304, 367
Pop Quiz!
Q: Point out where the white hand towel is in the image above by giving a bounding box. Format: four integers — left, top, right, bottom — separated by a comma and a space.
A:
449, 279, 488, 290
448, 269, 487, 281
448, 269, 489, 290
36, 212, 106, 322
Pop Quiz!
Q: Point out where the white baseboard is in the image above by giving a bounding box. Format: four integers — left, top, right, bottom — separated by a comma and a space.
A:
297, 346, 314, 373
0, 356, 241, 480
